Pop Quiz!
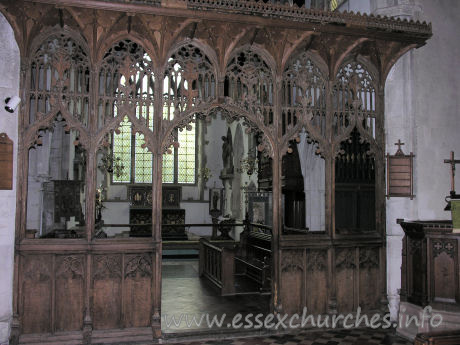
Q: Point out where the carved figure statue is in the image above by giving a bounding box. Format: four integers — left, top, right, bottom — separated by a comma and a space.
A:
221, 133, 234, 174
212, 191, 219, 210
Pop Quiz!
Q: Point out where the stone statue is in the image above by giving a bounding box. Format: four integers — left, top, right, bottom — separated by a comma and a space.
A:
212, 191, 219, 210
221, 131, 234, 175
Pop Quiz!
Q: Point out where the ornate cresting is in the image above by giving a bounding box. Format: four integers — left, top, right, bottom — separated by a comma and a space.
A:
1, 0, 431, 343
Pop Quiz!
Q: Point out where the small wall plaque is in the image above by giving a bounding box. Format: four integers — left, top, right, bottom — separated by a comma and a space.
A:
0, 133, 13, 190
386, 140, 415, 199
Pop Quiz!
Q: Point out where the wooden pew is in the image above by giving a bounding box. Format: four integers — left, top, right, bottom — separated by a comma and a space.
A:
414, 329, 460, 345
234, 222, 272, 293
199, 238, 236, 296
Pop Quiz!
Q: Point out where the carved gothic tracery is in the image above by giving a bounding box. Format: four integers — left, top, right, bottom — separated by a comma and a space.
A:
56, 255, 85, 279
93, 255, 122, 280
225, 49, 274, 126
281, 250, 304, 272
306, 250, 327, 272
433, 240, 457, 259
333, 60, 377, 149
125, 255, 152, 278
98, 39, 155, 133
3, 1, 433, 341
282, 52, 327, 140
336, 248, 356, 270
359, 248, 379, 269
28, 31, 90, 128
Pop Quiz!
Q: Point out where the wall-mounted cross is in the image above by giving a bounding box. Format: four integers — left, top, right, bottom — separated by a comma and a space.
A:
395, 139, 405, 155
444, 151, 460, 194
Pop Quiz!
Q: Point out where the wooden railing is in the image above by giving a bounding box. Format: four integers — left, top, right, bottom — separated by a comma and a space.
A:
199, 238, 236, 296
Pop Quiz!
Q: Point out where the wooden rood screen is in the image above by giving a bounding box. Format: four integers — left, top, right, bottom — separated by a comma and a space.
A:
1, 0, 431, 344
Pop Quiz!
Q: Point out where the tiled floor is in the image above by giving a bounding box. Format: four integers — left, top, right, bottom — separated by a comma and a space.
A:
161, 259, 411, 345
162, 259, 270, 333
165, 329, 411, 345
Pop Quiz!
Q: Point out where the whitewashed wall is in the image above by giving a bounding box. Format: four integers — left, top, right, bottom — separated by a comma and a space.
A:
0, 12, 19, 345
371, 0, 460, 320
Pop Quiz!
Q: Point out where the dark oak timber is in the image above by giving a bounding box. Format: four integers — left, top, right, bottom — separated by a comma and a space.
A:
0, 0, 432, 343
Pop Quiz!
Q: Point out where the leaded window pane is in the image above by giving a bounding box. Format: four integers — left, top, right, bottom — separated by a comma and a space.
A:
162, 150, 174, 183
134, 133, 152, 184
177, 122, 196, 184
113, 117, 132, 183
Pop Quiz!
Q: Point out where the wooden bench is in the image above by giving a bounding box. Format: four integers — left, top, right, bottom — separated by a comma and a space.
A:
414, 329, 460, 345
234, 222, 272, 293
199, 238, 236, 296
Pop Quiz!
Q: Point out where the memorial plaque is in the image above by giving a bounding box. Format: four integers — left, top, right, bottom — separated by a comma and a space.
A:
0, 133, 13, 190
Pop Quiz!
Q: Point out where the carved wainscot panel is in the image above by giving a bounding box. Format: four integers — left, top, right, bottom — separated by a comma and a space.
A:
2, 0, 432, 342
431, 239, 458, 303
92, 255, 122, 330
358, 248, 380, 311
123, 254, 153, 328
281, 250, 304, 314
21, 255, 52, 334
335, 248, 357, 313
305, 250, 328, 314
55, 255, 85, 332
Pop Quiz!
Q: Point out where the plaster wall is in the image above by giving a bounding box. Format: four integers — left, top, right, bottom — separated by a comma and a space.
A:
0, 12, 19, 345
367, 0, 460, 321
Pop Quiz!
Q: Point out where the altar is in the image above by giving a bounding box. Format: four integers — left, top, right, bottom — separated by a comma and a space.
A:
128, 185, 187, 239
